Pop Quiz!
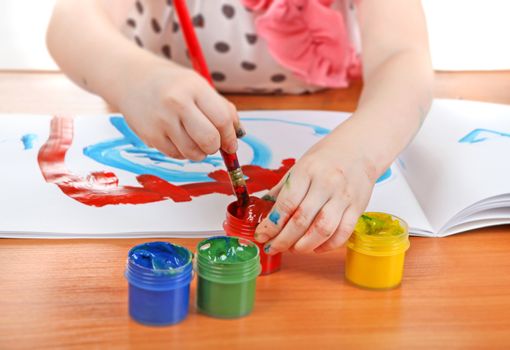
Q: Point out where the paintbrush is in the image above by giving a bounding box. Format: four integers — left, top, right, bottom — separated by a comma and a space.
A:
174, 0, 250, 207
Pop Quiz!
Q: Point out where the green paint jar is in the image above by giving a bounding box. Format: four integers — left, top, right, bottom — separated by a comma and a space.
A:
195, 236, 261, 318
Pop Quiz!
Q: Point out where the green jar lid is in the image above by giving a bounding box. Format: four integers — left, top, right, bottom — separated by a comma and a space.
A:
195, 236, 261, 284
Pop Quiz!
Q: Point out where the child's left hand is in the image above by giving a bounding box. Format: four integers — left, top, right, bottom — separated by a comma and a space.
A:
254, 122, 379, 254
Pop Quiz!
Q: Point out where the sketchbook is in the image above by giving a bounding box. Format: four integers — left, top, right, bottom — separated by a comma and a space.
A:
1, 99, 509, 238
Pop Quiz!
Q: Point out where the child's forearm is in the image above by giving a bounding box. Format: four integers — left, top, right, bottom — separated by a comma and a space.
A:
328, 0, 433, 179
343, 49, 433, 177
46, 0, 173, 105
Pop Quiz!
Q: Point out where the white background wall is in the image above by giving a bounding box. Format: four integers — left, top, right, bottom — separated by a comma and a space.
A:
0, 0, 57, 70
0, 0, 509, 71
422, 0, 510, 71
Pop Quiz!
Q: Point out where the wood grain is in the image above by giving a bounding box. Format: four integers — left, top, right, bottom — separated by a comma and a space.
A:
0, 71, 509, 349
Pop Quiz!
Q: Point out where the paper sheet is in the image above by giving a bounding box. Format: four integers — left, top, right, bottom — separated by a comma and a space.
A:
0, 110, 426, 238
399, 99, 510, 234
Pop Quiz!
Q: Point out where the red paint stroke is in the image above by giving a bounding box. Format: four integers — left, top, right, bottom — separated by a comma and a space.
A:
38, 116, 294, 207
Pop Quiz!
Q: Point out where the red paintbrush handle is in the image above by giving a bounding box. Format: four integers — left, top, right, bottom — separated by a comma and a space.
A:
173, 0, 212, 84
220, 150, 250, 206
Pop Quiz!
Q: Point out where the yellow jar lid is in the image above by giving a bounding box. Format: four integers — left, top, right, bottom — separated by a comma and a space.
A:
347, 212, 410, 256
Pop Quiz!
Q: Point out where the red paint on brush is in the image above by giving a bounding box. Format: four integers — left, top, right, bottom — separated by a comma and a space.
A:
38, 116, 293, 207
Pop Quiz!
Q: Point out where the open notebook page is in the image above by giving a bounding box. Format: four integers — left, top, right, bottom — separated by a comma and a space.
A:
399, 99, 510, 236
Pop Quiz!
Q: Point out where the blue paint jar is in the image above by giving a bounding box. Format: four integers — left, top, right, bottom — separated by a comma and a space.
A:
125, 241, 193, 326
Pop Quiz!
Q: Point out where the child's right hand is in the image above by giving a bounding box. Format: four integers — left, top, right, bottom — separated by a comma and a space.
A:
115, 61, 242, 161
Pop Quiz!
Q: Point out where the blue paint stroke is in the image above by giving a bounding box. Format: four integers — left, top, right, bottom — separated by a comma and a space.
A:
21, 134, 38, 150
83, 115, 392, 185
378, 168, 392, 183
269, 210, 280, 225
459, 128, 510, 143
84, 116, 270, 183
240, 134, 272, 166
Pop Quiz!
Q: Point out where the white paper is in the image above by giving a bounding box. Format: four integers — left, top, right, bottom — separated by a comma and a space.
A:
2, 101, 509, 238
399, 99, 510, 235
0, 110, 423, 238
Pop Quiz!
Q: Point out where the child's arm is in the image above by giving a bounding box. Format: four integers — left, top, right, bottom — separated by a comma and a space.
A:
46, 0, 240, 160
255, 0, 433, 253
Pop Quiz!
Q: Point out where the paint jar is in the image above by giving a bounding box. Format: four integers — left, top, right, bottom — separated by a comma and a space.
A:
195, 236, 261, 318
224, 199, 282, 275
125, 241, 193, 326
345, 213, 410, 290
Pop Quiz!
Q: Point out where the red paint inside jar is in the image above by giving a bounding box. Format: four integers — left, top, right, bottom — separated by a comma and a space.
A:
224, 196, 282, 275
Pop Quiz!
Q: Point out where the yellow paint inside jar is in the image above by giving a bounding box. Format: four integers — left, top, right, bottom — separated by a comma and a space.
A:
345, 212, 410, 290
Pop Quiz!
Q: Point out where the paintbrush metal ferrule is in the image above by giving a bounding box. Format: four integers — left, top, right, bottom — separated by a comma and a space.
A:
220, 150, 250, 206
228, 168, 246, 186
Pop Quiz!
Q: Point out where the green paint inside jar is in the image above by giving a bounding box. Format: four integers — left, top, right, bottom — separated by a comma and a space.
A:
195, 236, 261, 318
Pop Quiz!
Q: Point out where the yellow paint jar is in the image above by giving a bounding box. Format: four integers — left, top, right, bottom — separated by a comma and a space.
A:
345, 212, 410, 290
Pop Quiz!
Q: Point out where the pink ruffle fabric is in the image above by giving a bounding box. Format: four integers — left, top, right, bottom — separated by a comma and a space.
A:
243, 0, 361, 88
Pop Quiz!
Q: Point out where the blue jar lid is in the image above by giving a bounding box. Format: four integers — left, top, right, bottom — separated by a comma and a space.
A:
125, 241, 193, 291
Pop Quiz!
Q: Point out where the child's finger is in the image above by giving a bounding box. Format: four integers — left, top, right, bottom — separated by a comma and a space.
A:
292, 199, 345, 253
165, 122, 206, 161
211, 109, 238, 154
314, 206, 361, 253
228, 102, 246, 138
254, 170, 310, 245
153, 134, 185, 159
181, 104, 221, 155
196, 92, 238, 154
261, 181, 330, 254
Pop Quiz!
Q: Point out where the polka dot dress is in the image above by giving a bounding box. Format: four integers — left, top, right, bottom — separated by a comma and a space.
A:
122, 0, 360, 94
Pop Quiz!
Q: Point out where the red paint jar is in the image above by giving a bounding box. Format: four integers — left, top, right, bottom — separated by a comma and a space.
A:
224, 199, 282, 275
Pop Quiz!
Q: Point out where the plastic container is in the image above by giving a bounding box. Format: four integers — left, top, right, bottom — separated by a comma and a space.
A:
125, 241, 193, 326
224, 200, 282, 275
195, 236, 261, 318
345, 213, 410, 290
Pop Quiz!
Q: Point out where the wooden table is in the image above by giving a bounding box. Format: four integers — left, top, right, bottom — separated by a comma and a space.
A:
1, 71, 509, 349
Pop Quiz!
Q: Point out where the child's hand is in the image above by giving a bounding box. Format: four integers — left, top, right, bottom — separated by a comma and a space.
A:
254, 125, 378, 253
116, 62, 241, 161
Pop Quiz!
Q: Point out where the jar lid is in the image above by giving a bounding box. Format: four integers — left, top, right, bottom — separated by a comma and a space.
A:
125, 241, 193, 290
347, 212, 410, 256
195, 236, 261, 283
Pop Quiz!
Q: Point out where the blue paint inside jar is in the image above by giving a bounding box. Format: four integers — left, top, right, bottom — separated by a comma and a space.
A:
130, 242, 190, 270
125, 241, 193, 326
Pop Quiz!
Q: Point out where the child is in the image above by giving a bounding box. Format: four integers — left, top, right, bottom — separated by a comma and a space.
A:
47, 0, 433, 254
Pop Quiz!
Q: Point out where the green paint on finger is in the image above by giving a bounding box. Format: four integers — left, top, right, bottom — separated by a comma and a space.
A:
261, 194, 276, 202
284, 172, 291, 189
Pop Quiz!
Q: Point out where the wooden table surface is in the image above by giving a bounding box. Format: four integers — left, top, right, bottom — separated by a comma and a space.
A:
1, 71, 509, 349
